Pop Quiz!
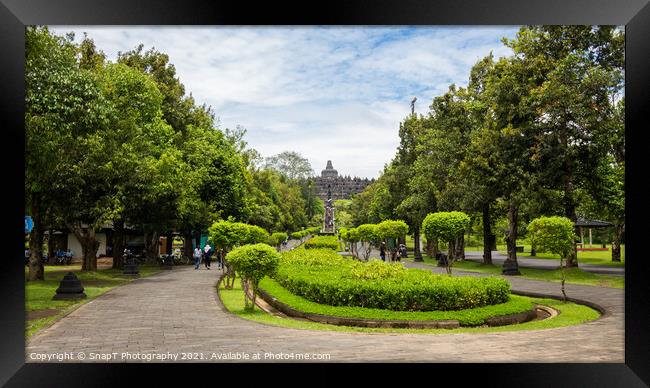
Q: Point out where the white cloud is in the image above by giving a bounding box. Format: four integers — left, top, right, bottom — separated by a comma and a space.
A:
50, 26, 519, 178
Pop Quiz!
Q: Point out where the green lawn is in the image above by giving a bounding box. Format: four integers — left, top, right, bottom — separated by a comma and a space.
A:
25, 264, 162, 339
494, 244, 625, 266
404, 258, 624, 289
404, 236, 625, 266
218, 276, 600, 334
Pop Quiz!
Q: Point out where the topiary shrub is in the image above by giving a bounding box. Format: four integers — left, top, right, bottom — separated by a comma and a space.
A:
377, 220, 409, 261
273, 249, 510, 311
356, 224, 379, 261
246, 225, 270, 244
269, 232, 288, 250
527, 216, 576, 300
422, 211, 470, 275
208, 220, 251, 289
226, 243, 281, 310
304, 235, 339, 250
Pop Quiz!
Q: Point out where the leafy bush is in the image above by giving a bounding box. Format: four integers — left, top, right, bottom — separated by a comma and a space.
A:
226, 243, 281, 310
246, 225, 270, 244
270, 232, 288, 246
377, 220, 409, 240
527, 216, 576, 258
422, 212, 470, 243
304, 235, 339, 250
274, 249, 510, 311
259, 277, 534, 326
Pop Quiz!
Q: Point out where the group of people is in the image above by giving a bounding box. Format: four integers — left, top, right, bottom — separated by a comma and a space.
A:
193, 244, 223, 270
379, 242, 407, 262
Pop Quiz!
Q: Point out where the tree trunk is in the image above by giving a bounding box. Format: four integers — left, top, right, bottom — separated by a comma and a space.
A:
28, 195, 45, 281
183, 231, 193, 260
447, 239, 455, 261
611, 223, 624, 262
143, 230, 160, 262
47, 228, 59, 265
112, 220, 125, 269
562, 135, 579, 268
502, 200, 521, 275
455, 234, 465, 261
166, 234, 173, 255
81, 232, 99, 271
67, 222, 100, 271
482, 203, 493, 265
413, 226, 423, 262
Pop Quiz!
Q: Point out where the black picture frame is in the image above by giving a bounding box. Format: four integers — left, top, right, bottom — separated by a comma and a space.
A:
1, 0, 648, 386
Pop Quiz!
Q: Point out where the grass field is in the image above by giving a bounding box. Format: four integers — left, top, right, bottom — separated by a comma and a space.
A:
404, 236, 625, 266
404, 256, 624, 289
218, 275, 600, 334
25, 264, 162, 339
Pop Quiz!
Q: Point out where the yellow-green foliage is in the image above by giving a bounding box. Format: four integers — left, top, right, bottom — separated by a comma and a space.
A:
304, 235, 339, 250
527, 216, 576, 258
275, 249, 510, 311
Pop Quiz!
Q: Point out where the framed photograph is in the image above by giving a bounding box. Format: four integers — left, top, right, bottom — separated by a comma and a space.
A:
2, 0, 648, 386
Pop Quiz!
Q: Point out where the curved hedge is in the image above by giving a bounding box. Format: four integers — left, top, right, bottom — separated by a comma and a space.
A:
304, 235, 339, 250
274, 249, 510, 311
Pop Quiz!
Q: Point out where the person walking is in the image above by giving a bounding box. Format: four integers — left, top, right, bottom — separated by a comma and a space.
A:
380, 241, 387, 262
204, 243, 212, 269
193, 246, 202, 270
216, 248, 223, 270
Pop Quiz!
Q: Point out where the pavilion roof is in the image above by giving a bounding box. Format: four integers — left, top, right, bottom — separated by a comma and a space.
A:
575, 217, 613, 228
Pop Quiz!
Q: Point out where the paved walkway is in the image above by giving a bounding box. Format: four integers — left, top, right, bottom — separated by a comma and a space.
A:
27, 261, 624, 362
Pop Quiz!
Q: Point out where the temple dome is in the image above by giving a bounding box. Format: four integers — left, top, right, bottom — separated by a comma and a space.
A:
321, 160, 338, 178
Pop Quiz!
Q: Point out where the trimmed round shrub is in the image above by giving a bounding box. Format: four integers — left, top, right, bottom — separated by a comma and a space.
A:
227, 243, 281, 284
377, 220, 409, 241
227, 243, 281, 310
422, 211, 470, 243
274, 249, 510, 311
246, 225, 270, 244
304, 235, 339, 250
527, 216, 576, 258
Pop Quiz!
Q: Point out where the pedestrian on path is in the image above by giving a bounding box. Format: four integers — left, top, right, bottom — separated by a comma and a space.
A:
380, 242, 387, 262
194, 246, 202, 270
216, 248, 224, 270
204, 244, 212, 269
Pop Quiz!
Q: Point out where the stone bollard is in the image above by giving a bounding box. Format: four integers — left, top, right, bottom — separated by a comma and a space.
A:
122, 252, 140, 276
53, 272, 87, 300
161, 254, 174, 270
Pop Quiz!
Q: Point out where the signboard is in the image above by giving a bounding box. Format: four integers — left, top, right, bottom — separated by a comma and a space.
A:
25, 216, 34, 234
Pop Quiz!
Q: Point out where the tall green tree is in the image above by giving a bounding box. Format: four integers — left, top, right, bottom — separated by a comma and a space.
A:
505, 26, 624, 267
26, 27, 113, 275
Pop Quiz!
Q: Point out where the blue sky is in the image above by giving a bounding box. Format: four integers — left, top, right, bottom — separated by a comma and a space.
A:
51, 26, 520, 179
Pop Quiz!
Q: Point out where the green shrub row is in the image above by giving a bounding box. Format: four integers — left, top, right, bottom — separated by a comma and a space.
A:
289, 227, 320, 240
274, 249, 511, 311
304, 235, 339, 250
259, 277, 532, 326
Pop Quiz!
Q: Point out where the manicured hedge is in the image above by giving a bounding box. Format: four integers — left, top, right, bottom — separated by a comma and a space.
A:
274, 249, 510, 311
259, 277, 533, 326
304, 235, 339, 250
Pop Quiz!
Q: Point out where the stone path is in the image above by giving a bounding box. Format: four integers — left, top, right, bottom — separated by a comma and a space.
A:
26, 261, 623, 363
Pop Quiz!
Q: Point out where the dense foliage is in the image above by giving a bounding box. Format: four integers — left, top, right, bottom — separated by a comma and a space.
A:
304, 236, 339, 250
274, 249, 510, 311
527, 217, 576, 259
349, 26, 624, 270
226, 243, 281, 310
25, 27, 321, 279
